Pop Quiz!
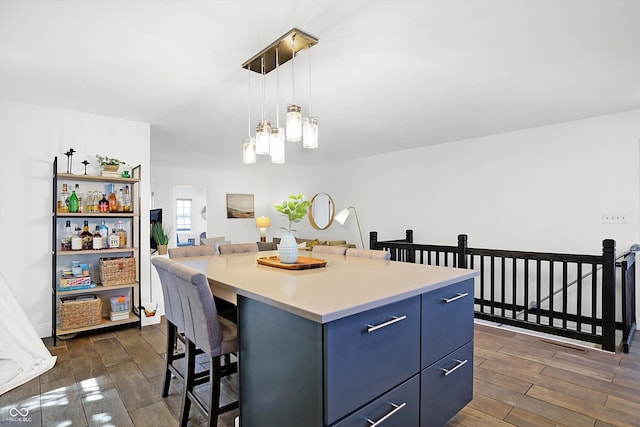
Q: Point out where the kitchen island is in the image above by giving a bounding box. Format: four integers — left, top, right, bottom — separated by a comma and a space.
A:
176, 251, 479, 427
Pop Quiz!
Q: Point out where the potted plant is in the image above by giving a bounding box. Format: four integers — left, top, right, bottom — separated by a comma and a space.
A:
151, 222, 170, 255
274, 194, 311, 263
95, 154, 126, 172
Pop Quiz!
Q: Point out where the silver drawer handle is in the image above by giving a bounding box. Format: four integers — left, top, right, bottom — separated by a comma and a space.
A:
441, 292, 469, 304
366, 402, 406, 426
367, 315, 407, 333
440, 359, 468, 376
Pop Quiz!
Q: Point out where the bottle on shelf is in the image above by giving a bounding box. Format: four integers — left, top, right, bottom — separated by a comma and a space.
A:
71, 225, 82, 251
74, 184, 83, 213
58, 184, 70, 213
116, 220, 127, 247
99, 193, 110, 213
60, 220, 73, 251
108, 184, 118, 212
99, 220, 109, 248
109, 228, 120, 249
92, 191, 100, 213
93, 226, 103, 250
117, 188, 124, 212
80, 220, 93, 250
68, 187, 79, 213
122, 185, 131, 212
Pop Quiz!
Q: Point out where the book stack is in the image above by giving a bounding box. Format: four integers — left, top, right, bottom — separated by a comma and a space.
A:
101, 170, 122, 178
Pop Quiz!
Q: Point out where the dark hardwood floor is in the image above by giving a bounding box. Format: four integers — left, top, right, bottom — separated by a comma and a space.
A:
1, 319, 638, 426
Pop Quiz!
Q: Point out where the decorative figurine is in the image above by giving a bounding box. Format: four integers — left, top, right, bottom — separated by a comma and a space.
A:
64, 148, 76, 174
81, 160, 90, 175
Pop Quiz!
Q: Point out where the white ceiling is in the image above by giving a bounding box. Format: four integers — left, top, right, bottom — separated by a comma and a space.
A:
1, 0, 639, 170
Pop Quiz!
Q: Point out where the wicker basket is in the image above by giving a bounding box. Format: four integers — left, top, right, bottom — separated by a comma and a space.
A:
60, 295, 102, 330
100, 256, 136, 286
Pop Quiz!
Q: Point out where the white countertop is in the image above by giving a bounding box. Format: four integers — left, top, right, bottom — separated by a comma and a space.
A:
175, 251, 478, 324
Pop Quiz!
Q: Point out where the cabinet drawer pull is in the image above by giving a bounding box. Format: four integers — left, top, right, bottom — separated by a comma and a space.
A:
366, 315, 407, 333
365, 402, 406, 426
440, 359, 468, 376
441, 292, 469, 304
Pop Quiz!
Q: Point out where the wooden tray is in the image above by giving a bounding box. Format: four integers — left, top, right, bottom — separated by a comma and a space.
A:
257, 255, 327, 270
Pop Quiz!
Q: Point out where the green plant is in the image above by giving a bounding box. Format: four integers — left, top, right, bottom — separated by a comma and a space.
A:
274, 194, 311, 233
95, 154, 126, 167
151, 222, 170, 245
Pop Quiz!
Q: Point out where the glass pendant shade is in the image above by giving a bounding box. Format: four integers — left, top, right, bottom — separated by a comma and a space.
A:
255, 120, 271, 155
270, 127, 285, 164
286, 105, 302, 142
243, 137, 256, 164
303, 117, 319, 149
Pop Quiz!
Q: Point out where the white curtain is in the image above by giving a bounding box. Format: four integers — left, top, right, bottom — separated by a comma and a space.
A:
0, 272, 56, 395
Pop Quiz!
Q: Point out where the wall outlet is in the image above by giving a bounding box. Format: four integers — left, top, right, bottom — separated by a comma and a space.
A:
602, 213, 628, 224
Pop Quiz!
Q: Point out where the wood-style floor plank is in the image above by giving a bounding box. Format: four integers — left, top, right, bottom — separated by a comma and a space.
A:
2, 319, 638, 426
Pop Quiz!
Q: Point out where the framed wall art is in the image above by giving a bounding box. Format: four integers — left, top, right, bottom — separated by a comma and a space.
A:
226, 193, 255, 219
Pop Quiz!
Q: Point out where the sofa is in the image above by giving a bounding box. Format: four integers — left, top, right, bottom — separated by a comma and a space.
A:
257, 237, 356, 252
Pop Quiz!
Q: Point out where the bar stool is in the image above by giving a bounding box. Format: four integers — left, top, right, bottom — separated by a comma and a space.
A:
219, 242, 258, 254
311, 245, 348, 256
168, 245, 215, 259
345, 248, 391, 260
152, 257, 209, 397
170, 260, 239, 427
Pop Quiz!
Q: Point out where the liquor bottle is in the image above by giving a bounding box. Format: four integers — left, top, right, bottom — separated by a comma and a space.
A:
99, 220, 109, 248
99, 193, 110, 213
122, 185, 131, 212
116, 220, 127, 247
74, 184, 83, 213
58, 184, 70, 213
109, 229, 120, 249
92, 191, 100, 213
71, 225, 82, 251
68, 188, 79, 213
92, 226, 103, 250
80, 220, 93, 250
117, 188, 124, 212
108, 184, 118, 212
60, 220, 73, 251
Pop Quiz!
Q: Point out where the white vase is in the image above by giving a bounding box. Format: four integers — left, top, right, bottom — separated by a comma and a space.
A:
279, 233, 299, 264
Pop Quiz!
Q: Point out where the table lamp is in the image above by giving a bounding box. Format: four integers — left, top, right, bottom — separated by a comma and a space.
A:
256, 216, 271, 242
335, 206, 365, 248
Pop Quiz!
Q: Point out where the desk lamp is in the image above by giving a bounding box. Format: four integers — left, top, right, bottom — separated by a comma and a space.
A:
256, 216, 271, 242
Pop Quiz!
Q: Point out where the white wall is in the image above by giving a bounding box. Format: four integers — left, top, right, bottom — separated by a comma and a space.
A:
151, 165, 272, 246
298, 109, 640, 256
0, 99, 151, 337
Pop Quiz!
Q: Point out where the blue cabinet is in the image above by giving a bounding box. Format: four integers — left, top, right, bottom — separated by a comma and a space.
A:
324, 297, 421, 424
238, 277, 474, 427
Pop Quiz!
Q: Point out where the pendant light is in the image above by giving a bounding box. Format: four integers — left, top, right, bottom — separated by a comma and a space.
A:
286, 34, 303, 142
303, 42, 319, 149
255, 55, 271, 155
270, 45, 285, 164
243, 63, 256, 164
241, 28, 318, 164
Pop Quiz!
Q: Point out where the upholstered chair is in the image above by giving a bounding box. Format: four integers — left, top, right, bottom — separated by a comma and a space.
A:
152, 257, 206, 398
169, 259, 239, 427
219, 242, 259, 255
168, 245, 215, 259
345, 248, 391, 260
311, 245, 347, 256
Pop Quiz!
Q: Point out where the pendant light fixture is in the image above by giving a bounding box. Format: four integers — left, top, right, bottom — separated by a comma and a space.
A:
243, 62, 256, 164
285, 34, 302, 142
303, 41, 319, 149
270, 45, 285, 164
241, 28, 318, 164
255, 55, 271, 155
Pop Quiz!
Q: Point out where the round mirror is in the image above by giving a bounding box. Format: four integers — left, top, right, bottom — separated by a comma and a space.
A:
308, 192, 335, 230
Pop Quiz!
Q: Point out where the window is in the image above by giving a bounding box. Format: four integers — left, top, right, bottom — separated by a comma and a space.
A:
176, 199, 192, 231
